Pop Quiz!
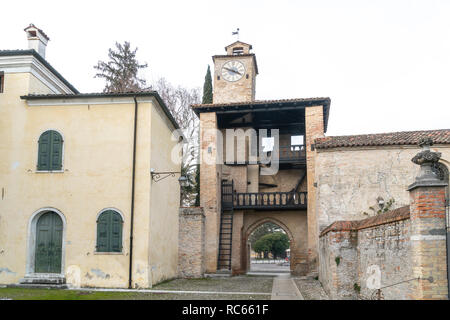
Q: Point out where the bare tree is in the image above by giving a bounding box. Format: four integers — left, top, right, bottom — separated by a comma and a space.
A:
153, 78, 200, 206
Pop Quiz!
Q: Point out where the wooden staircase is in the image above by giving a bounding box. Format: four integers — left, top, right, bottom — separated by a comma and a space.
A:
218, 180, 234, 271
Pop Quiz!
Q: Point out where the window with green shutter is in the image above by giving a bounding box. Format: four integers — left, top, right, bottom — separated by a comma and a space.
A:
37, 130, 63, 171
96, 210, 123, 253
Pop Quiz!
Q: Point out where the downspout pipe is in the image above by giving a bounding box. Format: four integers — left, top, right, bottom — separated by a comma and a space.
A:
128, 96, 138, 289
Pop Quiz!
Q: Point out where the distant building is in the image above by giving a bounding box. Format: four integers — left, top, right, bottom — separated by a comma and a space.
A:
189, 39, 450, 299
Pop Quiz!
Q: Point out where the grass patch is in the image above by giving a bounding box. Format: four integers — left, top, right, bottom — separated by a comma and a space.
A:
0, 287, 269, 300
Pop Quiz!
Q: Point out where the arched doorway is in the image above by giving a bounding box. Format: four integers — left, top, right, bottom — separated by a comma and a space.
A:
35, 212, 63, 273
243, 218, 295, 274
26, 208, 66, 277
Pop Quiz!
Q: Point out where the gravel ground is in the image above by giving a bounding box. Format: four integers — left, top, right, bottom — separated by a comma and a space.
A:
293, 277, 329, 300
153, 276, 273, 294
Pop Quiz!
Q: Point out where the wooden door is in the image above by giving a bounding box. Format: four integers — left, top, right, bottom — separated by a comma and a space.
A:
35, 212, 63, 273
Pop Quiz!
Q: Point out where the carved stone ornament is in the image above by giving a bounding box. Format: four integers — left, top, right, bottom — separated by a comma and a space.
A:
408, 138, 447, 190
411, 149, 442, 166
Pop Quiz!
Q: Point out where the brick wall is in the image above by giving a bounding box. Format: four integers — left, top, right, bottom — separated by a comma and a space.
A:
319, 227, 358, 299
178, 207, 205, 278
319, 192, 448, 300
199, 112, 221, 273
358, 217, 412, 299
319, 207, 413, 299
305, 105, 325, 272
409, 186, 448, 299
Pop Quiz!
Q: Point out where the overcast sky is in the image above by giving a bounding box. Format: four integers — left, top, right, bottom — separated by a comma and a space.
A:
2, 0, 449, 136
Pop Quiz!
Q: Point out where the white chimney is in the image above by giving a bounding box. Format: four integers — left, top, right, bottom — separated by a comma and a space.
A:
24, 24, 50, 59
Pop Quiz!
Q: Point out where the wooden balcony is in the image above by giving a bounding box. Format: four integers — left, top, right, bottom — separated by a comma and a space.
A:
278, 145, 306, 163
258, 145, 306, 165
233, 191, 307, 210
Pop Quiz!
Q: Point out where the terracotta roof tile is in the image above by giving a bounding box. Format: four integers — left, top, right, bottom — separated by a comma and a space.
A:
192, 97, 330, 109
315, 129, 450, 149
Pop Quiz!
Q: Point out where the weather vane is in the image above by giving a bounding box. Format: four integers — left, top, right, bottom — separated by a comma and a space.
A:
232, 28, 240, 41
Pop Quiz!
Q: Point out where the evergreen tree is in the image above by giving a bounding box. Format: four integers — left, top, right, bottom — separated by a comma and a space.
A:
202, 65, 213, 104
194, 164, 200, 206
94, 41, 148, 93
248, 222, 282, 244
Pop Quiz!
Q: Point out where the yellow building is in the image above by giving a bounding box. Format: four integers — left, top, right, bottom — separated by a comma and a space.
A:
0, 24, 181, 288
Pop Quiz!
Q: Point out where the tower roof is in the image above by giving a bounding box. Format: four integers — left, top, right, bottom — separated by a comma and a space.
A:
224, 41, 252, 51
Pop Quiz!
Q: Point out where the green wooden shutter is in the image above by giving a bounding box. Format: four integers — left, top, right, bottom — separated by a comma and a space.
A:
37, 131, 51, 170
111, 212, 123, 252
96, 212, 109, 252
97, 210, 123, 252
50, 131, 63, 170
37, 130, 63, 171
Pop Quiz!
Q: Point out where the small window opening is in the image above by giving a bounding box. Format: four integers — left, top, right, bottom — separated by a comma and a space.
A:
233, 47, 244, 55
291, 135, 304, 151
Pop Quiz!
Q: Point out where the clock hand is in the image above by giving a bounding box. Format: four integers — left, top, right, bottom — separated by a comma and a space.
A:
224, 67, 242, 75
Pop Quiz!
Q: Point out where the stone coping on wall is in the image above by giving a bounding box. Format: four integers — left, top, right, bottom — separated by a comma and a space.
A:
319, 205, 410, 237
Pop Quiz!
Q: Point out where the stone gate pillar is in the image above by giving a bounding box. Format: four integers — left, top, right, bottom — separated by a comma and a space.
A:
408, 138, 448, 299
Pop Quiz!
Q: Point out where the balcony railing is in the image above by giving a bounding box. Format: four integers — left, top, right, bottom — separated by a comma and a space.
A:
259, 145, 305, 164
233, 191, 307, 210
279, 145, 306, 162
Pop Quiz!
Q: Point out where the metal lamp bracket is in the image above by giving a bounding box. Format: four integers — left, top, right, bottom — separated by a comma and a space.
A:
151, 171, 181, 182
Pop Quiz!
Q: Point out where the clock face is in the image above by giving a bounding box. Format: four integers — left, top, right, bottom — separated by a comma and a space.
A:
221, 60, 245, 82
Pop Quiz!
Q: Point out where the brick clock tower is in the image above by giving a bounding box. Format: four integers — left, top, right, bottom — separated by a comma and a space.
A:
212, 41, 258, 104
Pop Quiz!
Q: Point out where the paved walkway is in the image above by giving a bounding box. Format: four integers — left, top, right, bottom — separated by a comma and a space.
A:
270, 274, 303, 300
293, 276, 329, 300
250, 263, 290, 273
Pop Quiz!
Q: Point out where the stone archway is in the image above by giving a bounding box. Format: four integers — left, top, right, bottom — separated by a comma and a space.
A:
231, 210, 308, 276
243, 217, 295, 273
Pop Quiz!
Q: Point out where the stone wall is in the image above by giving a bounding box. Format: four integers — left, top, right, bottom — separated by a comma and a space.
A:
315, 145, 450, 232
319, 223, 358, 299
319, 207, 412, 299
358, 215, 412, 299
178, 207, 205, 278
319, 199, 449, 300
